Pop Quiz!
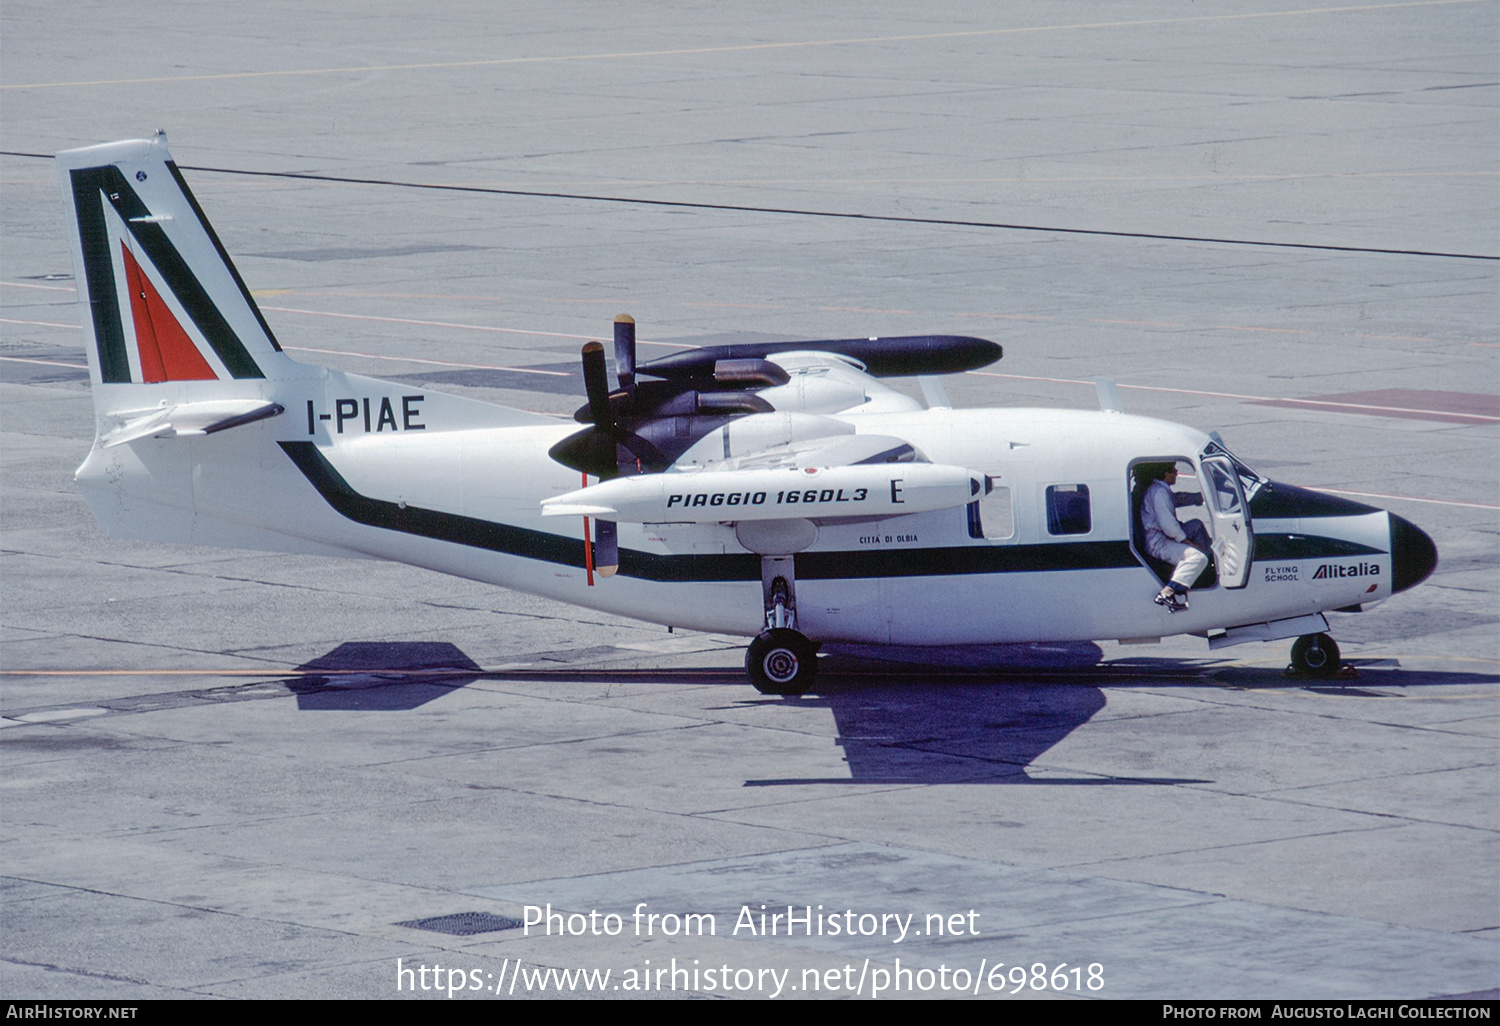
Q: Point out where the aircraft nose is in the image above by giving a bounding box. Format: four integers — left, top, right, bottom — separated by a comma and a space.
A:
1389, 513, 1437, 593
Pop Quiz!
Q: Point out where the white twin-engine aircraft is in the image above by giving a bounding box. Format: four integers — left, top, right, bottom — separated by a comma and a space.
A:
58, 134, 1438, 694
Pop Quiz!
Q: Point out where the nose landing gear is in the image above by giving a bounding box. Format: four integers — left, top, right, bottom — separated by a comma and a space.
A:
1289, 633, 1343, 679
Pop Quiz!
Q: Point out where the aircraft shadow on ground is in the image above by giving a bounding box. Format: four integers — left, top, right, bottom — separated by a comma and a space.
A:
744, 677, 1139, 786
287, 641, 485, 711
280, 641, 1494, 785
758, 658, 1496, 786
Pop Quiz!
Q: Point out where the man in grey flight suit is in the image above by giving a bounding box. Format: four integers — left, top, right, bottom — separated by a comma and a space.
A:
1141, 462, 1208, 612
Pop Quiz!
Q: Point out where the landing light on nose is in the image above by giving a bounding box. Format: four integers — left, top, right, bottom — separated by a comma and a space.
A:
1389, 513, 1438, 593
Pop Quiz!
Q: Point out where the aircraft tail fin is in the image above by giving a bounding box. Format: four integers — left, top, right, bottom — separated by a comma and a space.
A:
56, 132, 295, 413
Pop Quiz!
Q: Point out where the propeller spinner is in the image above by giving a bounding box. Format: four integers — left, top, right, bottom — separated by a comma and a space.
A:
549, 338, 629, 480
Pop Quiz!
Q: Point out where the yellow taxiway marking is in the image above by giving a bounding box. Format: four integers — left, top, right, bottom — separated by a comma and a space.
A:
280, 344, 570, 377
954, 312, 1056, 321
970, 371, 1500, 426
1226, 689, 1498, 699
471, 172, 1495, 187
0, 355, 87, 369
1313, 488, 1500, 510
0, 317, 80, 329
4, 2, 1481, 91
259, 305, 599, 344
0, 281, 75, 292
680, 302, 785, 310
5, 652, 1496, 679
1091, 319, 1185, 328
0, 668, 477, 677
1213, 325, 1316, 335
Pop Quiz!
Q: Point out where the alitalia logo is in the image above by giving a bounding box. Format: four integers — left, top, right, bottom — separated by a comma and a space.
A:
1312, 562, 1381, 580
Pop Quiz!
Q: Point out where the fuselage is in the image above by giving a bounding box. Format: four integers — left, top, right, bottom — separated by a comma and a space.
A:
75, 366, 1436, 648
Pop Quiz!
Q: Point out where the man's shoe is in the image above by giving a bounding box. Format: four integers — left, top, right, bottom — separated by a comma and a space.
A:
1154, 590, 1188, 613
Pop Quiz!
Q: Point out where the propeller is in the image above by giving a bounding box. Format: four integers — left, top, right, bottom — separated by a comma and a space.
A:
550, 315, 766, 478
563, 318, 638, 579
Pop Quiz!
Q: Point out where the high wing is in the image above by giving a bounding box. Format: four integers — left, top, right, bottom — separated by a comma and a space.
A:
542, 323, 994, 528
698, 430, 921, 473
547, 316, 998, 475
541, 318, 999, 579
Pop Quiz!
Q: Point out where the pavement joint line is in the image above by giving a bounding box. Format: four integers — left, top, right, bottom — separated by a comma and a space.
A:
462, 778, 841, 827
70, 794, 531, 842
1059, 821, 1411, 869
489, 840, 851, 891
1214, 792, 1500, 835
921, 896, 1237, 936
1117, 690, 1500, 732
1, 873, 395, 945
1263, 761, 1500, 793
362, 722, 729, 770
0, 954, 166, 990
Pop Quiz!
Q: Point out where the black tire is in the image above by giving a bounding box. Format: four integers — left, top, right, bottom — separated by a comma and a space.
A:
746, 629, 817, 695
1290, 633, 1341, 678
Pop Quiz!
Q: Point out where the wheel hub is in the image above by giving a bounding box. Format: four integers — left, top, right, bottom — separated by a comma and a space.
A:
764, 648, 798, 682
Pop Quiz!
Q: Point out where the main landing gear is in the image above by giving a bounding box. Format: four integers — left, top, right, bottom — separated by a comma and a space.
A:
746, 629, 818, 695
746, 555, 818, 695
1288, 632, 1343, 679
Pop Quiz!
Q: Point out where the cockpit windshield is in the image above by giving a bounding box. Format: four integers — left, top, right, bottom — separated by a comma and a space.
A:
1201, 438, 1265, 502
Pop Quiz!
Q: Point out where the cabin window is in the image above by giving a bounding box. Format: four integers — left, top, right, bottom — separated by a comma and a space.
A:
1045, 484, 1091, 535
966, 485, 1014, 540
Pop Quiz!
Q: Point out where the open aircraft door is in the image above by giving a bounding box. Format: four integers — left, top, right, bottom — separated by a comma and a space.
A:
1200, 454, 1253, 589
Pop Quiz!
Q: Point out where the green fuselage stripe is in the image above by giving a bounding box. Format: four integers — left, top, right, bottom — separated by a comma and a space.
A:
280, 442, 1382, 583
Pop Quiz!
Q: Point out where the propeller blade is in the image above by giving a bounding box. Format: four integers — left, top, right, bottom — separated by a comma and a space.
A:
614, 314, 636, 394
581, 341, 614, 432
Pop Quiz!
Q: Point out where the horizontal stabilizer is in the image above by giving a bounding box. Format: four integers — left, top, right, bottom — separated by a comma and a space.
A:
100, 399, 284, 447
